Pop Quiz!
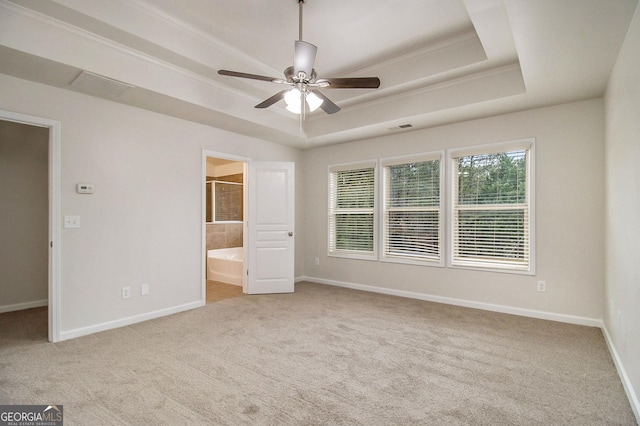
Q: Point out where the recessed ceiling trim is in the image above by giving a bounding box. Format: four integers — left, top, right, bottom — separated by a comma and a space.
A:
304, 62, 525, 139
3, 0, 633, 150
1, 1, 300, 130
306, 61, 524, 123
398, 61, 524, 99
324, 33, 490, 109
124, 0, 283, 77
345, 30, 484, 76
0, 1, 208, 76
5, 0, 282, 82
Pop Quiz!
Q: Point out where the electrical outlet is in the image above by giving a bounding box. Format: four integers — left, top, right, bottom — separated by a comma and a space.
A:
537, 281, 546, 292
122, 286, 131, 299
141, 283, 149, 296
314, 257, 320, 266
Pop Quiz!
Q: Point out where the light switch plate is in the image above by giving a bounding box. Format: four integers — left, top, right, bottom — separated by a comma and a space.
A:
64, 215, 80, 228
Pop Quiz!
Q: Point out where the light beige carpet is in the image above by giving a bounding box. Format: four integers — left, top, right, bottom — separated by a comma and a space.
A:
0, 282, 636, 425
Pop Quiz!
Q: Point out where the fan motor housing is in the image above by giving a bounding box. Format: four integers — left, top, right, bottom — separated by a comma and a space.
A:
285, 66, 317, 84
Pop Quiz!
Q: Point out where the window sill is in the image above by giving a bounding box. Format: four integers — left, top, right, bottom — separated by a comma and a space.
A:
328, 252, 377, 261
449, 262, 535, 276
380, 255, 444, 268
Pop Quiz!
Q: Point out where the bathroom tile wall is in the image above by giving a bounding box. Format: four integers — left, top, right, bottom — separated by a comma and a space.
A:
206, 173, 243, 250
206, 223, 243, 250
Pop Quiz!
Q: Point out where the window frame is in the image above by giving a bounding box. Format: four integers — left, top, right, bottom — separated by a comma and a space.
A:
380, 152, 445, 267
328, 160, 378, 260
448, 139, 535, 275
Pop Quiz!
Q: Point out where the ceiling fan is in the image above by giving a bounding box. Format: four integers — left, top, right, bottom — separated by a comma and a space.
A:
217, 0, 380, 119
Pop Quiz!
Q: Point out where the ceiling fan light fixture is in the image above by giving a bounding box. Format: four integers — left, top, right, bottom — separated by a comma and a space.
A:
284, 88, 323, 114
284, 88, 301, 113
306, 91, 323, 111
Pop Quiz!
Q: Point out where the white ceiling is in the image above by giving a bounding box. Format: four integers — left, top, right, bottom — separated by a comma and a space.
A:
0, 0, 637, 148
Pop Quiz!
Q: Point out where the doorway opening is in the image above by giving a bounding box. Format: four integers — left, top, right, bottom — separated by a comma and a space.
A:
204, 154, 247, 303
0, 110, 61, 342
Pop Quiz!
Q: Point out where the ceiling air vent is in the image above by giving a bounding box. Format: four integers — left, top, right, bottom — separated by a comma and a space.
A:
70, 71, 134, 98
387, 123, 413, 131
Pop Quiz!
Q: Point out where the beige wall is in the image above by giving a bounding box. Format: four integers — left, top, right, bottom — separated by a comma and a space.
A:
0, 74, 302, 337
301, 99, 605, 321
0, 120, 49, 311
604, 2, 640, 419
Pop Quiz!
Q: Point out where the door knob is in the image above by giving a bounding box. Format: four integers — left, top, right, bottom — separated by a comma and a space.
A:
288, 232, 294, 237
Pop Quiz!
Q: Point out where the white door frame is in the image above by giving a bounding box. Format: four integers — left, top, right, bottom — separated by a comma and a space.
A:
1, 109, 61, 342
201, 150, 250, 302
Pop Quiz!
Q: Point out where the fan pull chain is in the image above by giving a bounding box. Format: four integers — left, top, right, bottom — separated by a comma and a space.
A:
301, 87, 306, 123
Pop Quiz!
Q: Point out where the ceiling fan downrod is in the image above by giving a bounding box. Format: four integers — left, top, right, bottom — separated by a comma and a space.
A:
293, 0, 316, 81
298, 0, 305, 41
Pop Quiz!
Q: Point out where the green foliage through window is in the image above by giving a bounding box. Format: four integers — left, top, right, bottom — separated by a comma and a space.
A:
388, 161, 440, 207
336, 168, 374, 209
452, 146, 531, 271
335, 214, 374, 252
457, 151, 526, 205
384, 158, 441, 262
329, 165, 376, 256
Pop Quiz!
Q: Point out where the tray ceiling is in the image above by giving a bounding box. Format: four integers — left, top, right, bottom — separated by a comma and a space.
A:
0, 0, 637, 148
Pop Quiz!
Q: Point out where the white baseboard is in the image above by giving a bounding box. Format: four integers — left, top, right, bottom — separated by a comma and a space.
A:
0, 299, 48, 313
602, 324, 640, 423
59, 300, 203, 341
296, 276, 603, 328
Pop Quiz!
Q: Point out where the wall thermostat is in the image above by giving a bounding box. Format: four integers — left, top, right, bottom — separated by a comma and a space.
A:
76, 183, 95, 194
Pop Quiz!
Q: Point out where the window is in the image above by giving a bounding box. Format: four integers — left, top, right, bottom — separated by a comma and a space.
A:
382, 154, 443, 265
450, 141, 534, 273
328, 162, 376, 259
326, 140, 534, 274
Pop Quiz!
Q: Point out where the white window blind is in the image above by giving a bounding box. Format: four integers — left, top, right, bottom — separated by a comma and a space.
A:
382, 155, 442, 264
451, 142, 533, 272
329, 164, 376, 257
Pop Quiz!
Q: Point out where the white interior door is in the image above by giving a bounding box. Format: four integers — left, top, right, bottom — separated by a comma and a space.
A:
246, 161, 295, 294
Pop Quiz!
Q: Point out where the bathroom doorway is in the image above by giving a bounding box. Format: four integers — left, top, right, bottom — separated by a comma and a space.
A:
203, 154, 247, 303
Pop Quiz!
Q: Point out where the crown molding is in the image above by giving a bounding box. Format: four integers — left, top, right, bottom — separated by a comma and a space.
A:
123, 0, 281, 76
304, 62, 525, 141
0, 1, 275, 107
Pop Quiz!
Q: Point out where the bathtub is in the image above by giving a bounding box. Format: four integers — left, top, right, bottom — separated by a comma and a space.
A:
207, 247, 243, 286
